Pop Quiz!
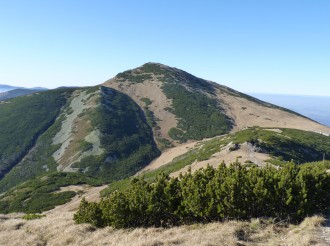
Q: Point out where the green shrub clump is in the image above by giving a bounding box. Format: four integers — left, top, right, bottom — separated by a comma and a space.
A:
162, 84, 232, 142
74, 162, 330, 228
0, 172, 102, 214
22, 213, 46, 220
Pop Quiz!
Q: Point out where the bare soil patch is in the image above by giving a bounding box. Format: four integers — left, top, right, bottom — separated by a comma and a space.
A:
138, 141, 198, 174
171, 142, 271, 177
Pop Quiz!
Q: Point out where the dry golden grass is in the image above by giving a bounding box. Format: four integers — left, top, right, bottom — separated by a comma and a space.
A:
2, 187, 326, 245
216, 88, 330, 134
0, 212, 327, 246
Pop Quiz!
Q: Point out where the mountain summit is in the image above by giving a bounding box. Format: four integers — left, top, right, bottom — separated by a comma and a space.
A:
104, 63, 328, 146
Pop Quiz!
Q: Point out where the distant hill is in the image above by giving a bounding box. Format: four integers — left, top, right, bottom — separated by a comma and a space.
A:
0, 88, 47, 101
0, 84, 48, 100
0, 84, 20, 92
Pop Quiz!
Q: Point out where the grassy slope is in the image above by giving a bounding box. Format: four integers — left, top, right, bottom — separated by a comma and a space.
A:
231, 128, 330, 164
216, 84, 312, 119
0, 172, 102, 213
115, 63, 313, 144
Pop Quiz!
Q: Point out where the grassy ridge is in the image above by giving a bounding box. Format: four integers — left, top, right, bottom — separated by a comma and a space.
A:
101, 128, 330, 195
231, 128, 330, 164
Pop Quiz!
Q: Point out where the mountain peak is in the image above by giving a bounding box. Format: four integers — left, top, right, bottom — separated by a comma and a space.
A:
116, 62, 174, 77
141, 62, 166, 67
104, 63, 329, 140
108, 62, 217, 96
138, 62, 189, 75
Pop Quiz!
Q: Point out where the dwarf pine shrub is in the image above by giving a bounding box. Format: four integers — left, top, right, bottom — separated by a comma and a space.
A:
74, 162, 330, 228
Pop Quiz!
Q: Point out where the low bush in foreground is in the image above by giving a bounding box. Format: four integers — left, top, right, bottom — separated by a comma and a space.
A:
74, 162, 330, 228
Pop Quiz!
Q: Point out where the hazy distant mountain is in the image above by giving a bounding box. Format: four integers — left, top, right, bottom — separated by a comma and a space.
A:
0, 88, 47, 101
30, 87, 48, 90
250, 93, 330, 127
0, 84, 48, 101
0, 84, 20, 92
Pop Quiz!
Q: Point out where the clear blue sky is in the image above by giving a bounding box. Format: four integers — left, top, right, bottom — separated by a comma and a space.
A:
0, 0, 329, 96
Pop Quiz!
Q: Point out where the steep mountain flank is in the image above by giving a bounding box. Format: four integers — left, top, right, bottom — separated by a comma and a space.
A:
70, 86, 160, 181
0, 86, 159, 193
0, 88, 75, 180
51, 87, 101, 171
